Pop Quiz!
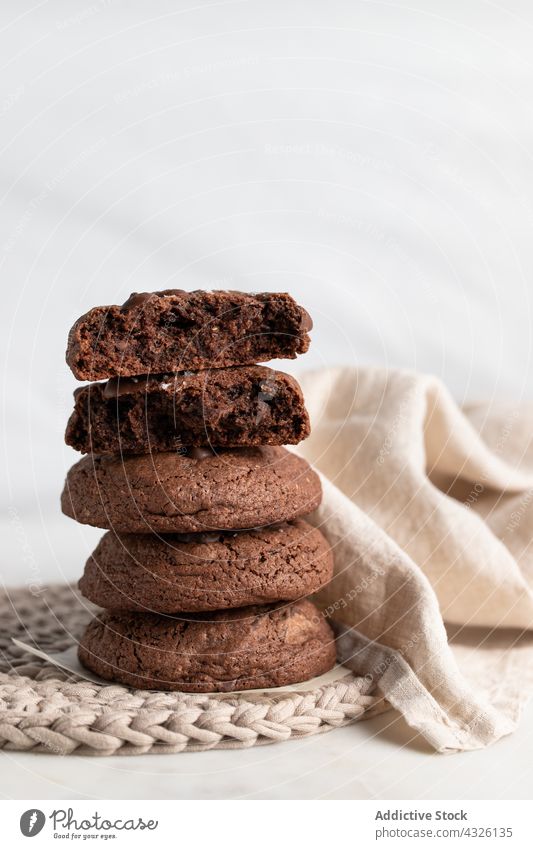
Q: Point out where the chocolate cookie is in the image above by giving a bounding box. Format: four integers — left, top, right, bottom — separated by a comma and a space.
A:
79, 520, 333, 612
65, 365, 310, 455
61, 446, 322, 533
78, 599, 336, 692
66, 290, 312, 381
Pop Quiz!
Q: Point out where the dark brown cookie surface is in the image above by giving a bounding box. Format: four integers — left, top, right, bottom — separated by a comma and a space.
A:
61, 446, 322, 533
79, 520, 333, 613
65, 365, 310, 455
78, 599, 336, 692
66, 290, 312, 381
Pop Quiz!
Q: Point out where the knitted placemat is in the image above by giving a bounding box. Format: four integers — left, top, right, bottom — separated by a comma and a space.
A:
0, 584, 382, 756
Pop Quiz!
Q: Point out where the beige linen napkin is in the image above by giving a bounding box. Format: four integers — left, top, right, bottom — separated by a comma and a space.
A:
295, 367, 533, 752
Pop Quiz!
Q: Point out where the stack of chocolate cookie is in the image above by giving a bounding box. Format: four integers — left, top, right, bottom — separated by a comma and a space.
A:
61, 290, 336, 692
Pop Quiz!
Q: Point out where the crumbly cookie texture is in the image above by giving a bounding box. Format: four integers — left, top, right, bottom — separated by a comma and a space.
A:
61, 445, 322, 533
78, 599, 336, 692
65, 365, 310, 455
79, 520, 333, 612
66, 290, 312, 380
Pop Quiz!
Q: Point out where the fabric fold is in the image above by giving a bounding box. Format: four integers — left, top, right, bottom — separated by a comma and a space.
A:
294, 367, 533, 751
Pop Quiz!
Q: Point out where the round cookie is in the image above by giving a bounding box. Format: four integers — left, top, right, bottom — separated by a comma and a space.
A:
78, 599, 336, 692
61, 446, 322, 533
79, 520, 333, 613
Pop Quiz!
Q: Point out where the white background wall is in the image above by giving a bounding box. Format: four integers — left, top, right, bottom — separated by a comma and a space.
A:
2, 0, 533, 584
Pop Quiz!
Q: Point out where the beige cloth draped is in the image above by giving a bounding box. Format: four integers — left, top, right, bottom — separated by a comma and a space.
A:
295, 367, 533, 752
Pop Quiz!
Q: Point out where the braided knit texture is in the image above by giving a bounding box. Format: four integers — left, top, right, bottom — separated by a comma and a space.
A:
0, 584, 381, 756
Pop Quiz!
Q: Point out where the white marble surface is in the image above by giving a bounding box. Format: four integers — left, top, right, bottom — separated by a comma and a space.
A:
2, 705, 533, 800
